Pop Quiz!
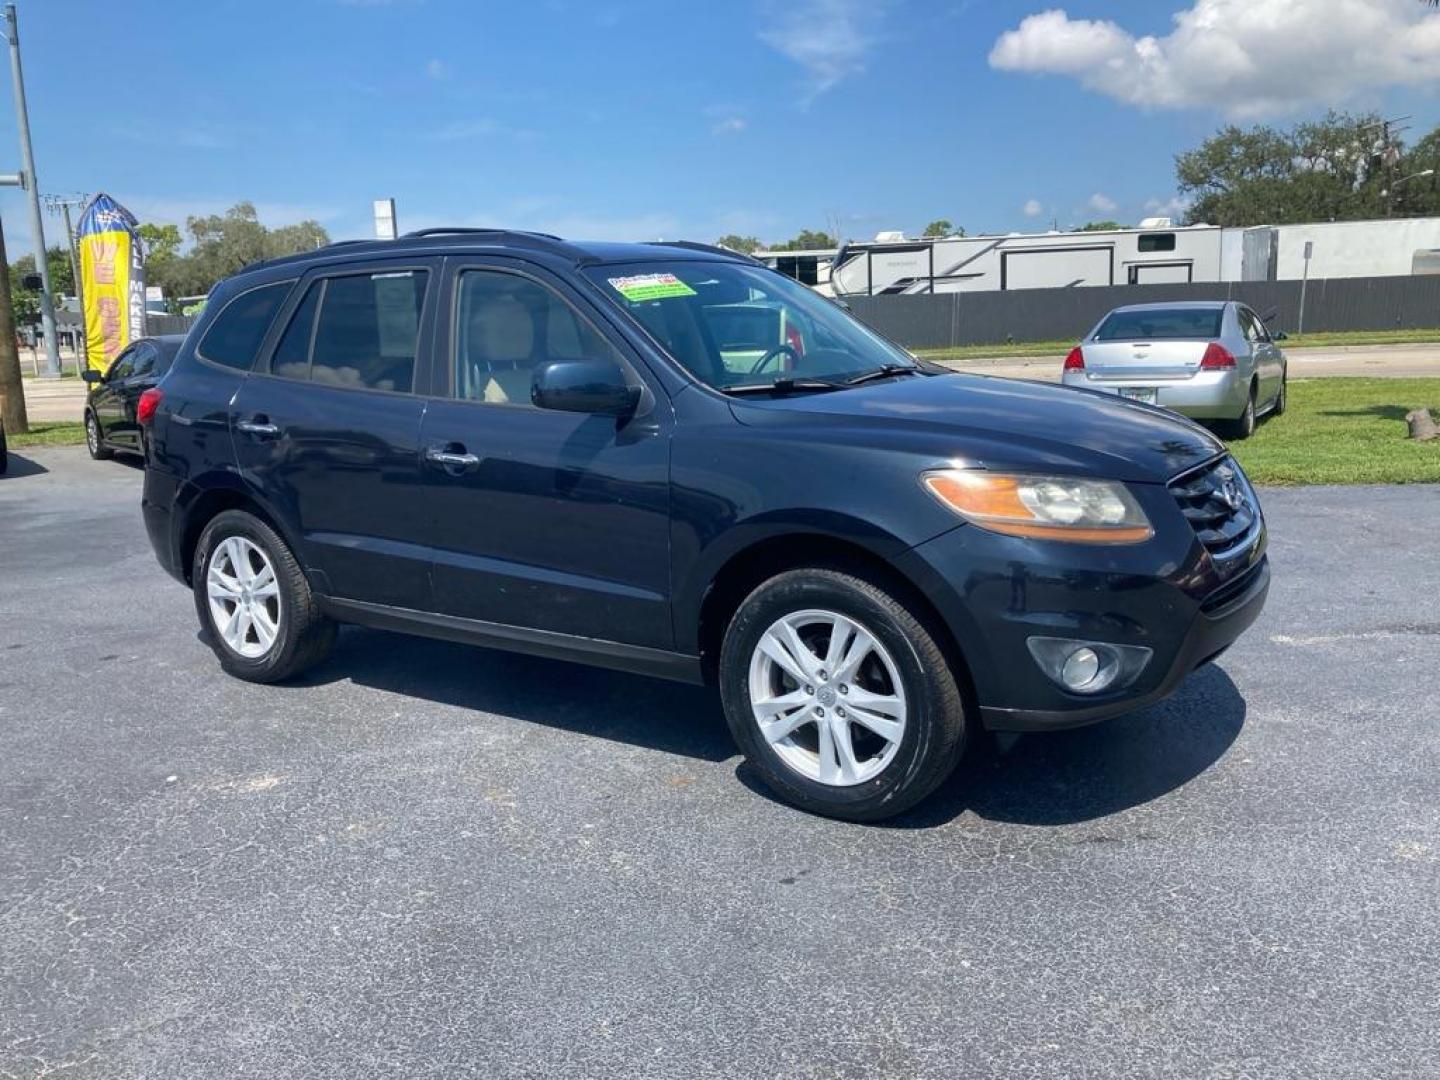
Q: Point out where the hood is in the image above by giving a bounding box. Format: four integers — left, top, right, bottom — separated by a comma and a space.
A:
728, 372, 1223, 484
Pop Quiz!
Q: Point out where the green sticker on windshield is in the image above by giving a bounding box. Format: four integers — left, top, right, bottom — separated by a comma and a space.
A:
607, 273, 697, 302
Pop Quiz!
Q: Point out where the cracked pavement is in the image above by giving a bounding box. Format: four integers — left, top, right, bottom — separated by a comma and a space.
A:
2, 446, 1437, 1078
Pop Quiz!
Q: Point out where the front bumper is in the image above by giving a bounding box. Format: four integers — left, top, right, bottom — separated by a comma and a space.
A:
891, 479, 1268, 731
1061, 369, 1245, 420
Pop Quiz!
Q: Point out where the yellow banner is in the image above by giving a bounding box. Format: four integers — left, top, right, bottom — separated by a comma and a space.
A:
76, 194, 145, 373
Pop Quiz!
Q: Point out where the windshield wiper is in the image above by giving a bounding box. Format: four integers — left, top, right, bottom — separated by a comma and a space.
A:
720, 378, 845, 396
843, 364, 924, 387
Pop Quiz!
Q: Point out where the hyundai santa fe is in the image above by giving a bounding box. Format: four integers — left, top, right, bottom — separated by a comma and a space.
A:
140, 229, 1270, 821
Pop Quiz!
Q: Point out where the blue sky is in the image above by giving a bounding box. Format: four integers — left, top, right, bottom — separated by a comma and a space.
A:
0, 0, 1437, 258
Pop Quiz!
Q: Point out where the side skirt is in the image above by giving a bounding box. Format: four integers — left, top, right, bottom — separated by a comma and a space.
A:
320, 596, 706, 686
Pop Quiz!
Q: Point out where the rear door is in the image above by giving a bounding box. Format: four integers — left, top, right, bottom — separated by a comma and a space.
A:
1238, 307, 1281, 403
230, 258, 439, 607
1082, 306, 1222, 382
417, 257, 674, 648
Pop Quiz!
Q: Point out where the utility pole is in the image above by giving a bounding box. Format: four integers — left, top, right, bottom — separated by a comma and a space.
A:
3, 3, 60, 379
43, 191, 85, 371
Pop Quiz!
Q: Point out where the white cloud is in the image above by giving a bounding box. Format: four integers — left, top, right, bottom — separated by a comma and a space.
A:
712, 117, 747, 136
989, 1, 1440, 117
1087, 192, 1118, 214
425, 58, 449, 81
760, 0, 890, 102
1022, 198, 1045, 218
1144, 195, 1193, 219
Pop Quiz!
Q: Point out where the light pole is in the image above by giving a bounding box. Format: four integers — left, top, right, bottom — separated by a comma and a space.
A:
2, 3, 60, 378
1381, 169, 1435, 216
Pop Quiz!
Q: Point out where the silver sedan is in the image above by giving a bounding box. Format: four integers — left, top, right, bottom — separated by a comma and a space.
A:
1060, 301, 1287, 438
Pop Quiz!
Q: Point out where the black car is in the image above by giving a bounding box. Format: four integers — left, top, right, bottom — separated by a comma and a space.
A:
82, 335, 185, 460
140, 230, 1269, 821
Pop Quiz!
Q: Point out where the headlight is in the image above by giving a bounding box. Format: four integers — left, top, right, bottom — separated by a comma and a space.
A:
921, 469, 1153, 544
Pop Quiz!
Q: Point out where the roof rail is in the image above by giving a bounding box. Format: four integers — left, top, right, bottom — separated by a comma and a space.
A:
398, 227, 583, 258
647, 240, 762, 265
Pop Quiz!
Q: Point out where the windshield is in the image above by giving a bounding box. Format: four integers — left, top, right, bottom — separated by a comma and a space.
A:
585, 260, 914, 389
1093, 307, 1224, 341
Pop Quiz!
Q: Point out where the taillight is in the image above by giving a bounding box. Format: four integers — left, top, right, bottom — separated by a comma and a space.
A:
1063, 346, 1085, 372
137, 387, 164, 425
1200, 342, 1236, 370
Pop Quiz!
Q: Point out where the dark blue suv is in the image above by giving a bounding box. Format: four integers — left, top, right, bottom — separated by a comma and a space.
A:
141, 229, 1269, 821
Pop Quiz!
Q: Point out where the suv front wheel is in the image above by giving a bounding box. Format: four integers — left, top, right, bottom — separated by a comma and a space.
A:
719, 567, 969, 822
193, 509, 336, 683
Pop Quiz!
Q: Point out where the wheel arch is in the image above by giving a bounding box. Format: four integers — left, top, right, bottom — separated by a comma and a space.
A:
691, 531, 977, 707
176, 477, 305, 589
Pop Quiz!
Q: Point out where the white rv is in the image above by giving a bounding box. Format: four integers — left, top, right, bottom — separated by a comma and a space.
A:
831, 220, 1224, 296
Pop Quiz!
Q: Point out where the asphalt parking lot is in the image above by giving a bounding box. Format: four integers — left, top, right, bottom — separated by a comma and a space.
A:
2, 446, 1437, 1079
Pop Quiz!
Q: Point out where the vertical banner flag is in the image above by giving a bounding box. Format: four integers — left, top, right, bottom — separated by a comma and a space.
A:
77, 194, 145, 373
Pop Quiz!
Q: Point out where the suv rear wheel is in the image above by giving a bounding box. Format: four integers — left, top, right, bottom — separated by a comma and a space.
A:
193, 509, 336, 683
719, 567, 968, 822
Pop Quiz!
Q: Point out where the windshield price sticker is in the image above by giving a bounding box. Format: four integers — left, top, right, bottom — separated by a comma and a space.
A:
607, 273, 697, 302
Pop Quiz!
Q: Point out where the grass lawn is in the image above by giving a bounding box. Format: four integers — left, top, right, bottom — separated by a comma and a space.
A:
916, 326, 1440, 363
6, 421, 86, 448
1230, 378, 1440, 486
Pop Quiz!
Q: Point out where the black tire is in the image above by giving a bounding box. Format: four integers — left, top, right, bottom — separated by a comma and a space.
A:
84, 410, 113, 460
1271, 368, 1287, 417
1224, 382, 1257, 440
719, 567, 969, 822
192, 509, 336, 683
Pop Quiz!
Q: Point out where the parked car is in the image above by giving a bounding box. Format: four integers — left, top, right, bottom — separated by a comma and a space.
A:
82, 335, 185, 460
1060, 301, 1287, 438
140, 230, 1269, 821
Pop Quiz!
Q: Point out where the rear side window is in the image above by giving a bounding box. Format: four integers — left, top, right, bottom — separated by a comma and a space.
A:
268, 270, 427, 392
198, 282, 293, 370
1094, 307, 1223, 341
1138, 233, 1177, 253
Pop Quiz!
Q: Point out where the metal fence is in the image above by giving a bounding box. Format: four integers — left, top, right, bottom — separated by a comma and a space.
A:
145, 313, 197, 336
845, 274, 1440, 349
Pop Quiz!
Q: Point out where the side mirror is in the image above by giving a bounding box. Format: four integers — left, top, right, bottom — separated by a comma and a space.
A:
532, 359, 639, 418
1273, 330, 1288, 341
81, 368, 103, 384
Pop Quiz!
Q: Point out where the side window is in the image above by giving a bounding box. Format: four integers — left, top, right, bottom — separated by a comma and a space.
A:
453, 269, 626, 405
309, 270, 426, 393
106, 346, 137, 381
1239, 309, 1263, 343
270, 282, 322, 380
129, 343, 157, 377
1248, 310, 1270, 342
1139, 233, 1177, 253
198, 282, 293, 370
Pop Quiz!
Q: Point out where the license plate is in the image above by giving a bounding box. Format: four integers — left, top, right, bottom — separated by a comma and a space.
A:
1119, 387, 1157, 405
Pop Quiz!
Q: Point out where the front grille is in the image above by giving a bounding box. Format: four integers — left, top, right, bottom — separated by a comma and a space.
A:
1169, 456, 1258, 557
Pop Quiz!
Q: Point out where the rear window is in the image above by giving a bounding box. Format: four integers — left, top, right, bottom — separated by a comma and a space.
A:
197, 282, 292, 370
1094, 307, 1223, 341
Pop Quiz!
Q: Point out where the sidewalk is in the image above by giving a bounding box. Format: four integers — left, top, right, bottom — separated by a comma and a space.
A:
18, 376, 88, 423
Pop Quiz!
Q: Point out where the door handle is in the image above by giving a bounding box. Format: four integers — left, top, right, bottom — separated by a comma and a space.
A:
425, 446, 481, 470
236, 418, 281, 437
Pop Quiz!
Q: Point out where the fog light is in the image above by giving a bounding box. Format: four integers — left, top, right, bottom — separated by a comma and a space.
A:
1026, 637, 1153, 696
1061, 647, 1101, 690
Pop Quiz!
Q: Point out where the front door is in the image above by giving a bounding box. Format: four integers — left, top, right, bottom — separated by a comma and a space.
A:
418, 258, 674, 649
230, 259, 439, 607
93, 344, 142, 445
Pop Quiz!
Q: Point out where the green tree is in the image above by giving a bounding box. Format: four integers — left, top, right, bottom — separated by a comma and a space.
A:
715, 234, 762, 254
137, 204, 332, 303
922, 219, 963, 238
1076, 221, 1126, 232
769, 229, 838, 251
9, 246, 74, 326
1174, 110, 1440, 225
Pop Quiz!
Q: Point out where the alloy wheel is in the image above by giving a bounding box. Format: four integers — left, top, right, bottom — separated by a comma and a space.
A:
85, 414, 98, 454
747, 608, 907, 786
206, 536, 282, 659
